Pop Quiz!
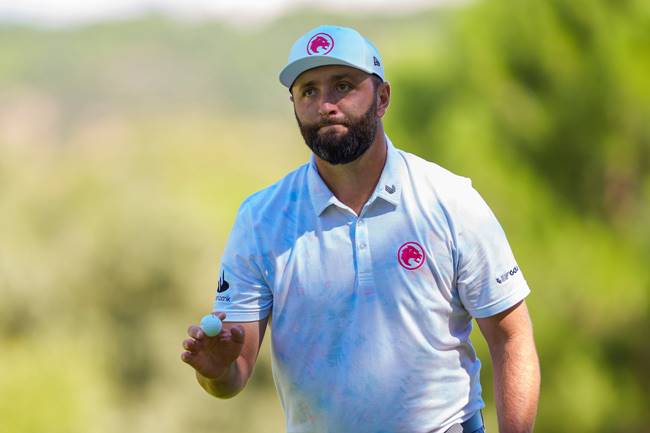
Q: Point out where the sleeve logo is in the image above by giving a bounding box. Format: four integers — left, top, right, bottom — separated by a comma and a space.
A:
496, 265, 520, 284
217, 270, 230, 293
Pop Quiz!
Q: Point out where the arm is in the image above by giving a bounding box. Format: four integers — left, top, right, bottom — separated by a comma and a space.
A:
476, 300, 540, 433
182, 313, 270, 399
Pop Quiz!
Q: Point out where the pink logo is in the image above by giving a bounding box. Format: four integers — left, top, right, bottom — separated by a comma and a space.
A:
397, 242, 425, 270
307, 33, 334, 55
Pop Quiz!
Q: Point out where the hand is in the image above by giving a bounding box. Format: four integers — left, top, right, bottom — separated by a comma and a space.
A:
181, 312, 246, 380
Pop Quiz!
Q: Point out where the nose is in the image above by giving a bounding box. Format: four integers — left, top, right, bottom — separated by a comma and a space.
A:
318, 103, 338, 118
317, 89, 340, 118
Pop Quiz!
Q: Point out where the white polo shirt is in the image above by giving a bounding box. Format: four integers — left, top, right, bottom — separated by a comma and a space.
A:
214, 136, 530, 433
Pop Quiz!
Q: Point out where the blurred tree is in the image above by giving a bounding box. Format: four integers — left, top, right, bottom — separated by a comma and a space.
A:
386, 0, 650, 432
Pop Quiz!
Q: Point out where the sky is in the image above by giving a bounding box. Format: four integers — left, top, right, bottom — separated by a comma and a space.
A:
0, 0, 457, 27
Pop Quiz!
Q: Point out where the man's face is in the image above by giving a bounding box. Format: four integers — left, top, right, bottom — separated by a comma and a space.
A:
291, 65, 382, 165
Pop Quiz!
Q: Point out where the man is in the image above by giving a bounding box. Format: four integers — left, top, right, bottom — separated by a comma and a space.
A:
181, 25, 540, 433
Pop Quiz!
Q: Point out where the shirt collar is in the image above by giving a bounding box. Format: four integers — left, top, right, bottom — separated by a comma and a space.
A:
372, 135, 402, 208
307, 155, 339, 216
307, 134, 403, 216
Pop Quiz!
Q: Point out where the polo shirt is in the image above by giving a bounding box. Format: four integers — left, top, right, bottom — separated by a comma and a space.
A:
214, 136, 530, 433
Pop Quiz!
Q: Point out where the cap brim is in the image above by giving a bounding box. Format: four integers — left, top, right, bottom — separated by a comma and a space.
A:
279, 56, 376, 89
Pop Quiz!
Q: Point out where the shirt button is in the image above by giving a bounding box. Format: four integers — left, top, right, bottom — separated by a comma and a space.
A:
359, 242, 367, 249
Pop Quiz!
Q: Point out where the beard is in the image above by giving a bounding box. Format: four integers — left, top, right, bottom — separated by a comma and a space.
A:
294, 98, 378, 165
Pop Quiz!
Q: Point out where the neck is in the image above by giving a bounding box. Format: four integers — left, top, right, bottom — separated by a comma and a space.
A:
314, 123, 387, 216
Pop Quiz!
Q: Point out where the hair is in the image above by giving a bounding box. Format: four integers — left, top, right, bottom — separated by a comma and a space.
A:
370, 74, 383, 92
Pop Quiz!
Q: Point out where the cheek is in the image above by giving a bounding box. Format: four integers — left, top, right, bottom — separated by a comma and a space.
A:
293, 108, 309, 126
294, 102, 320, 122
340, 100, 371, 121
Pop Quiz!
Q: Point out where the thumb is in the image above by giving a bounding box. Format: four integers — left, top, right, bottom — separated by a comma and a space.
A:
230, 325, 245, 344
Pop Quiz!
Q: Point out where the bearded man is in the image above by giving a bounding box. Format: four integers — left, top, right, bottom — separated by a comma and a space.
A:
181, 25, 540, 433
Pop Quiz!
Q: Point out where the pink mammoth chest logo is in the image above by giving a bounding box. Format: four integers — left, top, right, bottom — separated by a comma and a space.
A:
307, 33, 334, 55
397, 242, 426, 270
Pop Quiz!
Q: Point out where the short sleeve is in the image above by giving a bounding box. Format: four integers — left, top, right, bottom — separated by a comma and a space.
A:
454, 180, 530, 318
213, 202, 273, 322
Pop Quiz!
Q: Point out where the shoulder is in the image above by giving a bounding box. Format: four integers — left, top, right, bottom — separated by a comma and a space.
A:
395, 147, 500, 236
397, 148, 474, 203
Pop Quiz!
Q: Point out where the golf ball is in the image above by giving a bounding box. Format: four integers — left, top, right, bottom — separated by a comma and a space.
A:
200, 314, 223, 337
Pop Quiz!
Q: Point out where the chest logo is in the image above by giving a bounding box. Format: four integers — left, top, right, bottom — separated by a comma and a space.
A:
397, 241, 426, 270
307, 33, 334, 55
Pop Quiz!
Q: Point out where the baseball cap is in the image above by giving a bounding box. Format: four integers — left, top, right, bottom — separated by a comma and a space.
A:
279, 25, 385, 89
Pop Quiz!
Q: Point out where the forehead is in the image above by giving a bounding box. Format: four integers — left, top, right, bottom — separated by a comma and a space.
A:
293, 65, 370, 87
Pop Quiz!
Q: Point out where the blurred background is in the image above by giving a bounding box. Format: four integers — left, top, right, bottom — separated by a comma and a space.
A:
1, 0, 649, 432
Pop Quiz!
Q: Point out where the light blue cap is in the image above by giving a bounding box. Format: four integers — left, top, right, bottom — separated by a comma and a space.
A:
279, 25, 385, 88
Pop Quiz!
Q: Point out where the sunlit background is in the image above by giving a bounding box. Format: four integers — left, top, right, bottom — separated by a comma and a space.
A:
1, 1, 649, 432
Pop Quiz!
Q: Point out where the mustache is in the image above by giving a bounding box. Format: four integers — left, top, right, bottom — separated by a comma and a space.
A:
317, 118, 350, 128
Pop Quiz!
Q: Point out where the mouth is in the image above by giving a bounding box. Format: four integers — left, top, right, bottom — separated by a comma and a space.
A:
319, 123, 347, 132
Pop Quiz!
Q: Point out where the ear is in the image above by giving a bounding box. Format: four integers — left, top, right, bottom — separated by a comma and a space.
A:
376, 81, 391, 118
289, 94, 294, 103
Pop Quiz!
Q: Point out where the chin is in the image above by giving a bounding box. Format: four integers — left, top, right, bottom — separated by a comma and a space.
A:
319, 133, 349, 145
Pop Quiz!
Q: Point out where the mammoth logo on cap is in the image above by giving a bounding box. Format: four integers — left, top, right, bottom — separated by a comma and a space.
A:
307, 33, 334, 55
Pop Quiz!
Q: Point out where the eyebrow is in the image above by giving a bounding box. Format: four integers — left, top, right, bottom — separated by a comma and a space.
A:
296, 73, 360, 91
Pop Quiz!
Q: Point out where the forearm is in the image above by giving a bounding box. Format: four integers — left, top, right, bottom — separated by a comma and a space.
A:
196, 356, 251, 399
490, 336, 540, 433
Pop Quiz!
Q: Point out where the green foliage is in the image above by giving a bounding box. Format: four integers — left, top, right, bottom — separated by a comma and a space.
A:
388, 0, 650, 224
0, 1, 648, 432
386, 0, 650, 431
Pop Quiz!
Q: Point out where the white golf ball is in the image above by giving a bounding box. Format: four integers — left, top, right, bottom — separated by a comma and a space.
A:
200, 314, 223, 337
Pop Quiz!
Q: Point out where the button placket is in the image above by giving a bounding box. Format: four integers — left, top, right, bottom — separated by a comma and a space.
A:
355, 217, 373, 296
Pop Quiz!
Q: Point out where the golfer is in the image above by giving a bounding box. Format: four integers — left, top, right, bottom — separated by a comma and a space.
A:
182, 25, 540, 433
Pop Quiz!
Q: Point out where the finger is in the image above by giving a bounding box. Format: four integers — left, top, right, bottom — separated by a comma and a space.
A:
180, 351, 195, 365
182, 338, 199, 352
212, 311, 226, 321
230, 325, 245, 344
188, 325, 205, 340
216, 329, 231, 341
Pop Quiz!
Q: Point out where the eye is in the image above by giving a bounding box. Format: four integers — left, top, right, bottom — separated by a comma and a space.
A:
302, 87, 316, 97
336, 82, 352, 92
